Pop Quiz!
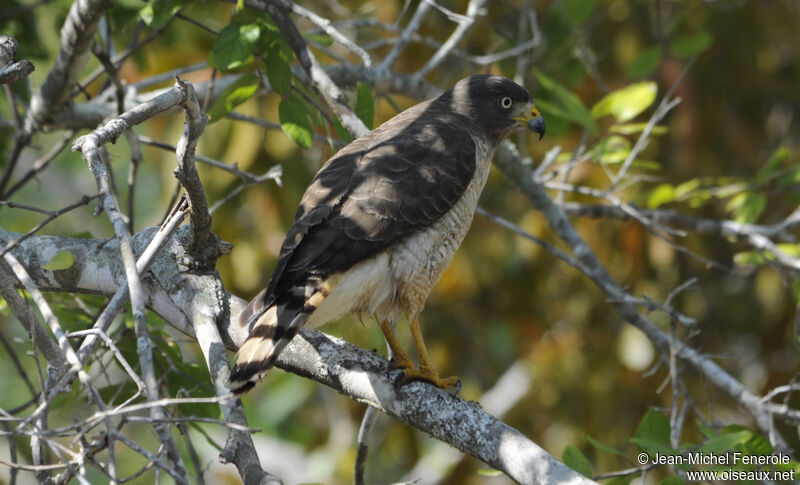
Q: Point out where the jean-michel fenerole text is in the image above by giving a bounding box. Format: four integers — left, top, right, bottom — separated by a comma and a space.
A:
650, 451, 791, 467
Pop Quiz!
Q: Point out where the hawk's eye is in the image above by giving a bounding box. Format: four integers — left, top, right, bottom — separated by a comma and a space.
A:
499, 96, 513, 110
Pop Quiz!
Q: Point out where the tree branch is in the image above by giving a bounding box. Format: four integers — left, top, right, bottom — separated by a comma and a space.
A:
243, 0, 369, 138
25, 0, 114, 132
0, 226, 596, 485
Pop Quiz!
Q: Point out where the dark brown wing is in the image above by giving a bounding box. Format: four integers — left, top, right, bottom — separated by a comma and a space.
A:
254, 102, 478, 313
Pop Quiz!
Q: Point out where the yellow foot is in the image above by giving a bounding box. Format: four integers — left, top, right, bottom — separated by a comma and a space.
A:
398, 365, 460, 390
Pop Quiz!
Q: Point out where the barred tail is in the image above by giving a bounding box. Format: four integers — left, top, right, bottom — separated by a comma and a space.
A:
228, 288, 327, 394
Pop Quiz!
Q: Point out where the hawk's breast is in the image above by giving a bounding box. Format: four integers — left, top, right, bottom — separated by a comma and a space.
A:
388, 134, 495, 317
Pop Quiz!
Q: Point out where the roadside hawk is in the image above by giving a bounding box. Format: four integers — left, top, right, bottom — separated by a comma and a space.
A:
229, 75, 545, 394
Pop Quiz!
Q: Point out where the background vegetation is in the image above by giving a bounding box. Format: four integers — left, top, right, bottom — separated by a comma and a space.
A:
1, 0, 799, 484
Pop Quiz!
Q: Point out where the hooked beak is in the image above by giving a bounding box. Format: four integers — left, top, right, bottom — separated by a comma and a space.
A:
513, 102, 546, 140
528, 115, 546, 140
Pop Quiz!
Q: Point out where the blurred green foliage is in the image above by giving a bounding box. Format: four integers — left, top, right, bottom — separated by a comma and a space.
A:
1, 0, 799, 484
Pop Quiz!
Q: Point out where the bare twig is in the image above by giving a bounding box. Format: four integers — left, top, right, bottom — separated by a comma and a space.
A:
289, 2, 372, 66
415, 0, 485, 77
26, 0, 114, 131
377, 0, 431, 74
608, 59, 693, 189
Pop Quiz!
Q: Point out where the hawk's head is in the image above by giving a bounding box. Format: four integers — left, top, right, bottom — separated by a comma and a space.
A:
446, 75, 546, 143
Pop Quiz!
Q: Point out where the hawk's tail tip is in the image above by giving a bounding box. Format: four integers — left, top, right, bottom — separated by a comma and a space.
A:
228, 363, 262, 395
228, 337, 279, 394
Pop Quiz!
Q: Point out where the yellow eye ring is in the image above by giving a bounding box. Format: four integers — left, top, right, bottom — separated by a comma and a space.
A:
499, 96, 513, 110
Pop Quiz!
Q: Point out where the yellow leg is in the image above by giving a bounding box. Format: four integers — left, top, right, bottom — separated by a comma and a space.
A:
402, 318, 460, 389
378, 320, 413, 370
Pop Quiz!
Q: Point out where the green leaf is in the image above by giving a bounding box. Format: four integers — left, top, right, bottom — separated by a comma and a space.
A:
647, 184, 676, 208
562, 445, 593, 478
536, 72, 597, 133
670, 31, 713, 59
355, 82, 374, 130
734, 250, 767, 266
476, 469, 503, 477
585, 435, 627, 458
563, 0, 596, 25
756, 147, 792, 183
610, 123, 667, 136
207, 73, 260, 122
699, 430, 757, 454
43, 251, 74, 270
606, 476, 637, 485
721, 425, 772, 455
265, 43, 291, 94
591, 82, 658, 123
331, 115, 354, 144
627, 46, 662, 79
629, 437, 676, 459
279, 96, 313, 148
587, 135, 630, 165
674, 178, 701, 200
634, 410, 670, 449
777, 167, 800, 188
659, 477, 685, 485
725, 192, 766, 223
209, 23, 261, 72
303, 32, 333, 46
139, 0, 181, 30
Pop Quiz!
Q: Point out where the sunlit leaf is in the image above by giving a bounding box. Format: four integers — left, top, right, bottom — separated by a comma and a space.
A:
476, 469, 503, 477
139, 0, 182, 30
734, 251, 767, 266
562, 445, 593, 478
647, 184, 676, 208
591, 82, 658, 123
670, 31, 713, 59
610, 123, 667, 135
207, 73, 260, 122
209, 23, 261, 72
279, 96, 313, 148
43, 251, 74, 270
536, 71, 597, 133
756, 147, 792, 183
588, 135, 630, 165
265, 43, 291, 94
355, 82, 374, 130
777, 244, 800, 258
725, 192, 766, 223
673, 179, 699, 201
627, 46, 662, 79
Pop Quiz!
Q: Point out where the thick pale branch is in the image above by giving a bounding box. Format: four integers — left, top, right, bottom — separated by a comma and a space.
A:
0, 227, 595, 485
